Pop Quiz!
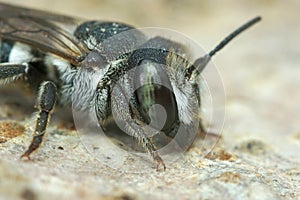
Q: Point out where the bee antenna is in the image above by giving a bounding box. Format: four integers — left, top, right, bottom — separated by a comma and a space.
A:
186, 16, 261, 78
208, 16, 261, 57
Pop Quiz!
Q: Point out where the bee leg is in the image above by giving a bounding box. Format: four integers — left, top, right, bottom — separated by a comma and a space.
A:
125, 121, 166, 171
0, 63, 29, 85
21, 81, 57, 160
99, 115, 166, 170
98, 83, 166, 170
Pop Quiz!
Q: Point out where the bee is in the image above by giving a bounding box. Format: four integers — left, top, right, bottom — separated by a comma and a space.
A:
0, 3, 261, 170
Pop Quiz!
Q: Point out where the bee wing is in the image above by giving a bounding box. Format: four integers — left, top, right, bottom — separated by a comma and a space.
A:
0, 3, 88, 65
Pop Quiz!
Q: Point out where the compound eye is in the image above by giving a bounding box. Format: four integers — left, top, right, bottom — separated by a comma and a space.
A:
134, 59, 178, 134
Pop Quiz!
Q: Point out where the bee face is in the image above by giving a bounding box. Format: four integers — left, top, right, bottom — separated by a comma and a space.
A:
72, 25, 244, 171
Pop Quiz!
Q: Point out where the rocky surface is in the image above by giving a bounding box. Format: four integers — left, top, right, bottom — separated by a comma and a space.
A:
0, 1, 299, 199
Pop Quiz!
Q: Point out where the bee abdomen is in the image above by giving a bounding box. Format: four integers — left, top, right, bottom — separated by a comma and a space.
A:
0, 39, 14, 63
0, 39, 44, 64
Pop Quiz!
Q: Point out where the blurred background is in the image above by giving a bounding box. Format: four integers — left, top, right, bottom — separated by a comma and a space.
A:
0, 0, 299, 199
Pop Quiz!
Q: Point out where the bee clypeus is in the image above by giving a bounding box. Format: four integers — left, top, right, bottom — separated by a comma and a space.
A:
0, 3, 261, 170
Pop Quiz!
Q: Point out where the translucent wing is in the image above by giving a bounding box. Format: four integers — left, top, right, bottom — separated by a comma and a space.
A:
0, 3, 88, 65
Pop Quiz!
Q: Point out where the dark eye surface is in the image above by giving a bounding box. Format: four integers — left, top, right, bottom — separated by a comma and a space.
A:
134, 59, 178, 135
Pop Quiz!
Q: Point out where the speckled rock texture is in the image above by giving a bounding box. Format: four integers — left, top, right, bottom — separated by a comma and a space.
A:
0, 1, 299, 199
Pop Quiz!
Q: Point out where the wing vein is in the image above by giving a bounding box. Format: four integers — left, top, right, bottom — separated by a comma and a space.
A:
0, 3, 88, 65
